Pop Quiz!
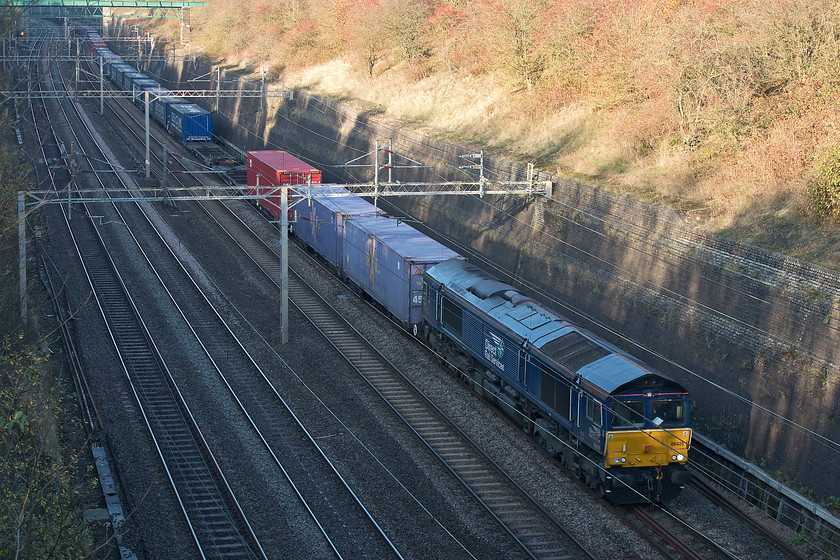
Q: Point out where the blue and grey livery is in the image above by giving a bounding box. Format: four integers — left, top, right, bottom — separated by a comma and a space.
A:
422, 258, 692, 503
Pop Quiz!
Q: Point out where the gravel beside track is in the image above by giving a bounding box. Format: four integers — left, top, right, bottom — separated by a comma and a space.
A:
155, 196, 657, 559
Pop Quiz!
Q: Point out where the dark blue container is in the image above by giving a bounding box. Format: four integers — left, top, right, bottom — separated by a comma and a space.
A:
108, 64, 134, 88
132, 80, 164, 107
101, 54, 122, 74
167, 103, 212, 142
121, 72, 149, 92
151, 95, 188, 127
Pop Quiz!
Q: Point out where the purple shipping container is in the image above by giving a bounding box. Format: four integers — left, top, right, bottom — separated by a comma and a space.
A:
342, 202, 462, 327
294, 186, 378, 270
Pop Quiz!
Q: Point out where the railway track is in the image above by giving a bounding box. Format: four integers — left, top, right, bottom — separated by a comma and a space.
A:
626, 503, 734, 560
102, 66, 801, 558
31, 42, 266, 560
199, 201, 596, 560
65, 45, 406, 559
602, 476, 811, 560
689, 475, 811, 560
39, 20, 821, 559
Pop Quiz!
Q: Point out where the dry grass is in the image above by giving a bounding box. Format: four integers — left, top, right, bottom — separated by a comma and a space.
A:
159, 0, 840, 269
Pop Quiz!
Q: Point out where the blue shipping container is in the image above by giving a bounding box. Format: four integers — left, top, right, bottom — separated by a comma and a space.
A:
109, 64, 134, 87
151, 95, 187, 127
135, 87, 169, 109
122, 72, 149, 92
294, 186, 379, 270
131, 80, 164, 107
342, 208, 462, 326
102, 55, 122, 74
167, 103, 212, 142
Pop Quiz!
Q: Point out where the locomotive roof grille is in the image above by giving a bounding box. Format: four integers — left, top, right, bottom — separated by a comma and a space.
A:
467, 278, 514, 299
542, 331, 610, 372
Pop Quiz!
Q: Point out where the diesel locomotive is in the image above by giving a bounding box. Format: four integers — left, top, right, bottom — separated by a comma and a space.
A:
420, 259, 692, 503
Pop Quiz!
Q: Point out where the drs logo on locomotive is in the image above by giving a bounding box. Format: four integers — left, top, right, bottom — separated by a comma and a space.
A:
484, 333, 505, 372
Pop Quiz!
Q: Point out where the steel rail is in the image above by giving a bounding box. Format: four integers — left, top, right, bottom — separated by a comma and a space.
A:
92, 63, 404, 560
83, 30, 580, 559
691, 475, 810, 560
25, 32, 140, 560
34, 39, 265, 560
202, 201, 597, 560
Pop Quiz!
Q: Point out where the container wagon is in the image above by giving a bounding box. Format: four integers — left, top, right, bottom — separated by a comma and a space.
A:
294, 185, 379, 270
294, 185, 462, 328
151, 95, 188, 128
131, 80, 164, 107
342, 208, 462, 329
121, 71, 149, 92
109, 63, 134, 86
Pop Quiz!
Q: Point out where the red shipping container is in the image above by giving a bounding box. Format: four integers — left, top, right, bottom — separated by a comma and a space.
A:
247, 150, 322, 221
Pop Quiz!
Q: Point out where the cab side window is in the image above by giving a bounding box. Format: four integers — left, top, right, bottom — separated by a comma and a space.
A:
610, 400, 645, 429
585, 397, 602, 427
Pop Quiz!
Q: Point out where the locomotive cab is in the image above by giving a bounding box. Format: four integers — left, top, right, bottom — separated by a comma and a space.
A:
603, 389, 692, 502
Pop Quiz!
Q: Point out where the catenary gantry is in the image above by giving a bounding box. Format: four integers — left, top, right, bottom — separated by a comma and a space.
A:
1, 0, 205, 18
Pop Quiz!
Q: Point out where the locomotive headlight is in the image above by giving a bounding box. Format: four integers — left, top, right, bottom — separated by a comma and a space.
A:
671, 455, 677, 461
620, 457, 626, 463
677, 454, 685, 461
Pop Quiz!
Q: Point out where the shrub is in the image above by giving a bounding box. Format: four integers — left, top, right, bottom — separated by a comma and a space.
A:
806, 143, 840, 222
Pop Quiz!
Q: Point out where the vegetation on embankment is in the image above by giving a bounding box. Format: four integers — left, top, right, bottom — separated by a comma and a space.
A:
144, 0, 840, 268
0, 156, 92, 559
0, 59, 94, 556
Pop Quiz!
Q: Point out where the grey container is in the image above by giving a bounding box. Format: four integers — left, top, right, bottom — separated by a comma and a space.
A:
295, 186, 377, 270
342, 203, 462, 327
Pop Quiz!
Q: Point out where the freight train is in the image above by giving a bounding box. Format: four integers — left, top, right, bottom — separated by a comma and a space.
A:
278, 176, 693, 504
79, 27, 213, 144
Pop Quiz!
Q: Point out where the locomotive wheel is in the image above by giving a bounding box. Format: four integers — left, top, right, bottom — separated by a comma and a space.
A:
536, 433, 548, 452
